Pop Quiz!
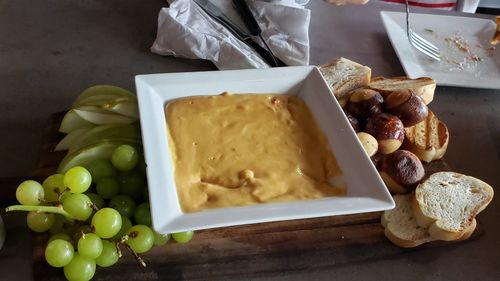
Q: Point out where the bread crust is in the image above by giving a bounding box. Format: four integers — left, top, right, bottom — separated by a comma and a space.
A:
319, 57, 371, 100
385, 90, 429, 127
382, 194, 433, 248
383, 228, 431, 248
377, 150, 425, 194
383, 194, 479, 247
413, 172, 494, 241
456, 218, 477, 241
369, 76, 436, 105
403, 110, 449, 163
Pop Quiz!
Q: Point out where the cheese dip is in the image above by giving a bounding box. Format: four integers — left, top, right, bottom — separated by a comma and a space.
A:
165, 93, 345, 213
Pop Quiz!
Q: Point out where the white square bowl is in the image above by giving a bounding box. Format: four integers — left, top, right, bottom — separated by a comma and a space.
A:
135, 66, 394, 234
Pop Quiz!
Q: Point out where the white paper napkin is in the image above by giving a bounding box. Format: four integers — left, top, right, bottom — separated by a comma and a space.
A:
151, 0, 311, 70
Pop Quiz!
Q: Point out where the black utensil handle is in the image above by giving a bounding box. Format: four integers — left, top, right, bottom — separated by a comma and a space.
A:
232, 0, 262, 36
245, 38, 286, 67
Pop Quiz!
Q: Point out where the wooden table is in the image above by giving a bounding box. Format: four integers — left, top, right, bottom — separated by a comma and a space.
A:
1, 1, 499, 280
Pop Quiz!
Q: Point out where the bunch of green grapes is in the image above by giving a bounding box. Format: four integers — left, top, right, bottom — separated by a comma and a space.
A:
7, 144, 193, 281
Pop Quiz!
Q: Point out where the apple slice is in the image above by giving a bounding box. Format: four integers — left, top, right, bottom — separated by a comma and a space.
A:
74, 99, 139, 119
73, 85, 136, 107
57, 140, 140, 173
73, 94, 135, 108
54, 125, 94, 151
104, 102, 139, 119
68, 124, 141, 153
59, 110, 94, 133
74, 108, 135, 125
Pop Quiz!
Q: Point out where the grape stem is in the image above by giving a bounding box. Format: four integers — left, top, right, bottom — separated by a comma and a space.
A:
56, 187, 70, 202
90, 203, 99, 211
115, 242, 123, 258
123, 243, 146, 267
118, 235, 146, 267
5, 205, 76, 221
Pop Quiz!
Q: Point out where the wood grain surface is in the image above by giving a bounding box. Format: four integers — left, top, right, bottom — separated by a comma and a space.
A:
2, 113, 474, 281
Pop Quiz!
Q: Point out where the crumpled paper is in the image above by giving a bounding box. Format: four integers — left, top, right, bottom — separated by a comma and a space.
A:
151, 0, 311, 70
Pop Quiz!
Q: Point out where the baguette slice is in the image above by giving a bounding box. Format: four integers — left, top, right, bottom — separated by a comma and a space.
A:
402, 110, 449, 163
382, 194, 433, 248
319, 57, 371, 102
369, 76, 436, 105
382, 194, 477, 248
413, 172, 494, 241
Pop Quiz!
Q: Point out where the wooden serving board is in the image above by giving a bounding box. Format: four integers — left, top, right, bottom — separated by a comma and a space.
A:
3, 113, 478, 281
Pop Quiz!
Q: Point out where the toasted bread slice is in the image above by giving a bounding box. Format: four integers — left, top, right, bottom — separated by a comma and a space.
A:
382, 194, 477, 248
382, 194, 432, 248
491, 16, 499, 45
413, 172, 494, 241
319, 57, 371, 102
402, 110, 449, 163
369, 77, 436, 105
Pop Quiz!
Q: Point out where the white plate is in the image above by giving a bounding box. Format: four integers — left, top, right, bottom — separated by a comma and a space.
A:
381, 11, 500, 89
135, 66, 394, 234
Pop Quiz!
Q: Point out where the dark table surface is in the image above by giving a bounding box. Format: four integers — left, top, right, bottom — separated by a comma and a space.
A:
1, 0, 499, 280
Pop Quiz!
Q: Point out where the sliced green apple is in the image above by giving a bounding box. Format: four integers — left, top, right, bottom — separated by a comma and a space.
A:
104, 102, 139, 119
73, 94, 135, 108
74, 108, 135, 125
72, 85, 136, 107
54, 125, 94, 151
59, 110, 94, 133
68, 124, 141, 153
57, 140, 140, 173
74, 101, 139, 119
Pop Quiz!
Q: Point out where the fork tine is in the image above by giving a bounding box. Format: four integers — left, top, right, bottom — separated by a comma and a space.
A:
410, 38, 441, 61
409, 36, 440, 56
410, 32, 439, 52
410, 33, 440, 56
404, 0, 440, 61
411, 42, 441, 61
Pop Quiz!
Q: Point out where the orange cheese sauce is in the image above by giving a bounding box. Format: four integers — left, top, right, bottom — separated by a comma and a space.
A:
165, 93, 345, 213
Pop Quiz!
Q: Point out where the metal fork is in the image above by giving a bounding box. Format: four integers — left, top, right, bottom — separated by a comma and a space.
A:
405, 0, 441, 61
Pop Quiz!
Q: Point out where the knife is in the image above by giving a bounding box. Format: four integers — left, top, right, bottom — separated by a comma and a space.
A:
193, 0, 286, 67
232, 0, 279, 67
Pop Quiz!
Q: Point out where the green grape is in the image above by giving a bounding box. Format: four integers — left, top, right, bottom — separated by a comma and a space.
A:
42, 174, 66, 202
108, 195, 136, 218
48, 233, 72, 243
125, 225, 154, 254
172, 231, 194, 244
63, 253, 96, 281
64, 166, 92, 194
95, 240, 119, 267
85, 193, 105, 209
85, 159, 116, 183
153, 232, 170, 246
112, 144, 139, 171
16, 180, 44, 205
91, 208, 122, 239
45, 239, 74, 267
27, 212, 55, 232
134, 202, 152, 226
62, 193, 93, 221
118, 171, 145, 200
112, 215, 132, 241
77, 233, 103, 259
50, 215, 75, 235
96, 177, 119, 199
72, 225, 93, 245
